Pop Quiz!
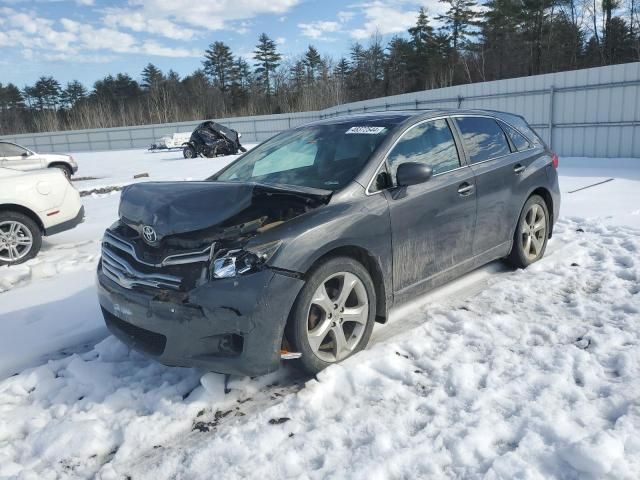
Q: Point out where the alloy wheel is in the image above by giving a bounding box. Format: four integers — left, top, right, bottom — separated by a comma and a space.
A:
0, 221, 34, 263
306, 271, 369, 363
520, 203, 546, 261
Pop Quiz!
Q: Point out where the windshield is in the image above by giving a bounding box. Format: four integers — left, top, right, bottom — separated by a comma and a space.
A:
212, 122, 394, 191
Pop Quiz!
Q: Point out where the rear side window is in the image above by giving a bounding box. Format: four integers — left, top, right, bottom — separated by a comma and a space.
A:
387, 119, 460, 177
501, 122, 532, 151
454, 117, 511, 163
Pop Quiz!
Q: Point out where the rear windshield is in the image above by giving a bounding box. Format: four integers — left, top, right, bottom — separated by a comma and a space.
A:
212, 122, 395, 191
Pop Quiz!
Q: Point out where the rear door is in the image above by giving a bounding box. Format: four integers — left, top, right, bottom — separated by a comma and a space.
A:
382, 118, 477, 293
451, 115, 533, 256
0, 143, 43, 171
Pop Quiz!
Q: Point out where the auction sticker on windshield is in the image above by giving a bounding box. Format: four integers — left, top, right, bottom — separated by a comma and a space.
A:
345, 126, 386, 134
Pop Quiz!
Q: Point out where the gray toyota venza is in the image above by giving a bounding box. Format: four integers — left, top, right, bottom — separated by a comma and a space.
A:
98, 110, 561, 376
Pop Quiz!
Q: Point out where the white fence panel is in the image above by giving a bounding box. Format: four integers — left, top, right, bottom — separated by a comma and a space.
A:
2, 63, 639, 158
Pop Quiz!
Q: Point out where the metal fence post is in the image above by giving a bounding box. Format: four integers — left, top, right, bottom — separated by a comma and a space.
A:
548, 85, 555, 148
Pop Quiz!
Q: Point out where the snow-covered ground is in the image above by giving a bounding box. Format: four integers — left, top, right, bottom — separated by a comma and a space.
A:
0, 149, 638, 479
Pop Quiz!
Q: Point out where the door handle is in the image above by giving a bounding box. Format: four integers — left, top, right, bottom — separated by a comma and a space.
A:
513, 164, 525, 174
457, 183, 474, 196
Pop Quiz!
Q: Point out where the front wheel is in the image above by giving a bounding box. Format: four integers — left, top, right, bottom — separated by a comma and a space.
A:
0, 212, 42, 266
506, 195, 549, 269
287, 257, 376, 375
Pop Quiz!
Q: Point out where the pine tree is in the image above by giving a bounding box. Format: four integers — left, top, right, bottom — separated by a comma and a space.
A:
290, 60, 306, 89
141, 64, 164, 90
94, 74, 141, 103
385, 37, 413, 94
303, 45, 322, 82
408, 8, 436, 88
436, 0, 478, 56
0, 83, 24, 110
253, 33, 282, 95
439, 0, 477, 50
203, 41, 234, 91
334, 57, 350, 80
230, 57, 252, 108
480, 0, 522, 79
24, 76, 61, 110
61, 80, 87, 109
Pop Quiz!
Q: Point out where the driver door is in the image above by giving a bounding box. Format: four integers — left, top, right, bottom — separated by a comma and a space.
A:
0, 143, 43, 171
383, 118, 477, 295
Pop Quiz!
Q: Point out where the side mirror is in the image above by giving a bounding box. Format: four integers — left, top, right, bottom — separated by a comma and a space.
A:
396, 162, 433, 187
21, 152, 29, 157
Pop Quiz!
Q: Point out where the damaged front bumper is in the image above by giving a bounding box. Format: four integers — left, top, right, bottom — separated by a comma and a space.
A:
97, 263, 304, 377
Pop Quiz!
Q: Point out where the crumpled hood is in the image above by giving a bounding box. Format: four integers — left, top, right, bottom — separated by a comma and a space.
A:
118, 181, 331, 242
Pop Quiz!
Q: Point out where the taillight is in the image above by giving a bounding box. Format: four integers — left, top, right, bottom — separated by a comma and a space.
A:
551, 153, 559, 169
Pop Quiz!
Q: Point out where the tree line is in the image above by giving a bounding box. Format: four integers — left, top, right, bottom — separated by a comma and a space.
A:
1, 0, 639, 135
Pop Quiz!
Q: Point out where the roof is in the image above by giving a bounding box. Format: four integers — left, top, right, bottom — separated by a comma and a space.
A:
306, 108, 525, 128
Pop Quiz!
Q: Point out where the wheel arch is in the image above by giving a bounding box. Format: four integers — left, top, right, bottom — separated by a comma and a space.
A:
302, 245, 388, 324
48, 162, 72, 172
0, 203, 44, 232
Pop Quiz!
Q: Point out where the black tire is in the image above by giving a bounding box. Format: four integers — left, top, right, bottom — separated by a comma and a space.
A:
287, 256, 377, 375
50, 164, 72, 179
506, 194, 549, 269
183, 145, 196, 159
0, 211, 42, 266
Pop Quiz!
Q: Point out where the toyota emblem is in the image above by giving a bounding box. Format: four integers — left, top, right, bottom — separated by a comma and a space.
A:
142, 225, 158, 244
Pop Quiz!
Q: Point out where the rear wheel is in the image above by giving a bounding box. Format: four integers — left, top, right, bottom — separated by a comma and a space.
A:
0, 211, 42, 266
507, 195, 549, 268
287, 257, 376, 375
183, 145, 196, 159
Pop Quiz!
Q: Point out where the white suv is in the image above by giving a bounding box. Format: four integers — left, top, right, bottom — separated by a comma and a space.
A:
0, 141, 78, 178
0, 167, 84, 265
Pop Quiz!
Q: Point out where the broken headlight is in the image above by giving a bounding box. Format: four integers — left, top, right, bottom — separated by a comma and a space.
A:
211, 241, 282, 279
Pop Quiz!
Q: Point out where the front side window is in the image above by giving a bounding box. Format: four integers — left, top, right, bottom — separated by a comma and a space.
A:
0, 143, 28, 157
386, 119, 460, 179
213, 122, 393, 191
454, 117, 511, 163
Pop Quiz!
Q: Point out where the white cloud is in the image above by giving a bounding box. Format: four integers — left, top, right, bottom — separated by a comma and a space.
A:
276, 37, 286, 45
349, 1, 446, 40
0, 7, 201, 63
103, 11, 198, 41
298, 20, 340, 40
337, 10, 354, 23
113, 0, 300, 33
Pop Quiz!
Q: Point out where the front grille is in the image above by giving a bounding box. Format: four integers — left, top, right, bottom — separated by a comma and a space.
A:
102, 307, 167, 356
101, 229, 212, 291
102, 248, 183, 290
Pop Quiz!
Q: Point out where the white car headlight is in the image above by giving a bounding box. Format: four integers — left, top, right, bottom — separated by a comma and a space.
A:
211, 241, 282, 279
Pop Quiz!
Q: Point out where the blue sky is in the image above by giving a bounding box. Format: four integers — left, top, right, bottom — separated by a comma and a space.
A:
0, 0, 446, 89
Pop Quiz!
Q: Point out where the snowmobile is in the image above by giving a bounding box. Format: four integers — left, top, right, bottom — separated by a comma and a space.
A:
183, 121, 247, 159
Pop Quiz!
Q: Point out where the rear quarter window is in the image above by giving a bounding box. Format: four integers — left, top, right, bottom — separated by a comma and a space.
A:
500, 122, 532, 151
454, 117, 511, 163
